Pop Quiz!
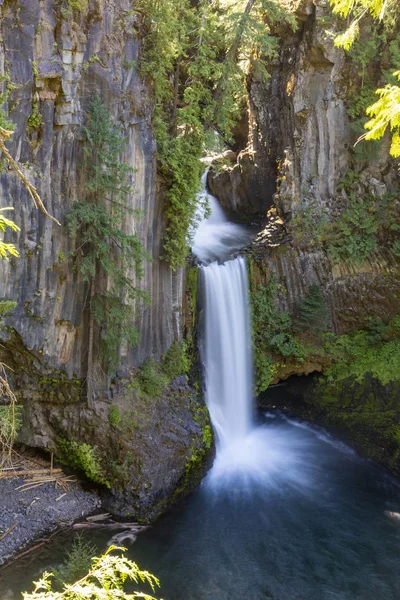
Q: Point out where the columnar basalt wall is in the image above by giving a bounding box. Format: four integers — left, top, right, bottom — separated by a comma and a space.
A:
0, 0, 183, 379
0, 0, 207, 519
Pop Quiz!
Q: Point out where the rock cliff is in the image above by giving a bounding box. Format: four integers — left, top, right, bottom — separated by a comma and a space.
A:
208, 0, 400, 470
0, 0, 208, 518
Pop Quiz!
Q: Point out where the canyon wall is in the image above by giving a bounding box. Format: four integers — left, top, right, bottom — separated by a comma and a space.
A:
0, 0, 208, 518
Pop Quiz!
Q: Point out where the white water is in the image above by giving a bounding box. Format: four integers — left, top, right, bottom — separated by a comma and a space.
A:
191, 170, 253, 265
191, 174, 318, 490
199, 258, 253, 449
192, 174, 254, 456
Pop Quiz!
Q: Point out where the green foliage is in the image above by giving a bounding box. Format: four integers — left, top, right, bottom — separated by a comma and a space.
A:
293, 171, 400, 265
364, 72, 400, 157
0, 300, 16, 318
67, 97, 150, 372
65, 0, 88, 10
331, 0, 400, 156
0, 207, 19, 260
161, 340, 190, 380
0, 71, 16, 131
135, 358, 169, 398
324, 194, 378, 264
23, 546, 160, 599
307, 312, 400, 467
323, 313, 400, 386
250, 271, 305, 393
0, 404, 22, 454
138, 0, 296, 267
27, 100, 42, 131
57, 439, 110, 488
108, 405, 121, 428
295, 285, 330, 334
290, 200, 330, 246
51, 535, 97, 591
392, 239, 400, 257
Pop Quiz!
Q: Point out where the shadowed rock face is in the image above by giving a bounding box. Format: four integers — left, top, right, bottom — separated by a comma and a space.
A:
209, 0, 399, 222
0, 0, 207, 519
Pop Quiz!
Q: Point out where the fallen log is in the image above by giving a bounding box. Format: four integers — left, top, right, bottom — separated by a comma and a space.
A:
73, 522, 149, 531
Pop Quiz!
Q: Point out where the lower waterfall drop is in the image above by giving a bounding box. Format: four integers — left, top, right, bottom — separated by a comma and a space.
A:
200, 257, 253, 450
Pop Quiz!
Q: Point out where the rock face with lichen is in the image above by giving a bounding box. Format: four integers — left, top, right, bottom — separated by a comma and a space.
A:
0, 0, 208, 519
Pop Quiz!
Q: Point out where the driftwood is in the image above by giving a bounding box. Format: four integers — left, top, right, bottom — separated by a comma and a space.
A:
86, 513, 112, 522
0, 522, 18, 542
0, 468, 63, 479
73, 521, 149, 531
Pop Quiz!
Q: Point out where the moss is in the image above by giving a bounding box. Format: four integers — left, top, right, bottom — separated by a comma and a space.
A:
57, 439, 110, 487
108, 405, 121, 428
65, 0, 88, 10
27, 99, 42, 131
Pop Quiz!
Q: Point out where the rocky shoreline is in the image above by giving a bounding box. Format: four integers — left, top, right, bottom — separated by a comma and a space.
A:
0, 477, 99, 568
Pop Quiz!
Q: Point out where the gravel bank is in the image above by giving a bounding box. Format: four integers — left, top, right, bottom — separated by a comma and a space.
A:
0, 477, 100, 567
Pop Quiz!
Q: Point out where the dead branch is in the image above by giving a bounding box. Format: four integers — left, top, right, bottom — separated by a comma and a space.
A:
0, 126, 61, 226
0, 522, 18, 542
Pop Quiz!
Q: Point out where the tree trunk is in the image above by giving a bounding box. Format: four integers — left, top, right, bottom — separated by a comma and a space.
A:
86, 279, 95, 409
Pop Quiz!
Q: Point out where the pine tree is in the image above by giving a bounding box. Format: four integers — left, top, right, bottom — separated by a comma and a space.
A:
67, 98, 150, 402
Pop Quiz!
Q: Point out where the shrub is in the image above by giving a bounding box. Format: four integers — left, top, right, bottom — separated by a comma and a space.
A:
136, 358, 169, 398
52, 535, 97, 591
57, 439, 110, 487
22, 546, 160, 599
161, 340, 190, 380
294, 285, 330, 334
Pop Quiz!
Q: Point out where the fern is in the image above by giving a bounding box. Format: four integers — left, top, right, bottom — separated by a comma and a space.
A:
22, 546, 160, 599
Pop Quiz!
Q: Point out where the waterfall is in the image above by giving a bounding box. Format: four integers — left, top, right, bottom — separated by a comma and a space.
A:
200, 258, 253, 449
192, 172, 255, 454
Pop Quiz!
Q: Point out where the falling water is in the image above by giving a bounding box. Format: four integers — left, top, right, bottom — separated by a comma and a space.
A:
192, 172, 255, 452
199, 258, 253, 449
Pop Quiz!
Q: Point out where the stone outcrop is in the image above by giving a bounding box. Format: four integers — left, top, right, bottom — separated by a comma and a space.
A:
209, 0, 400, 221
0, 0, 207, 519
0, 0, 182, 377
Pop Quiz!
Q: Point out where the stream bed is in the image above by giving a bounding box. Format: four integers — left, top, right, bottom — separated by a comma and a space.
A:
2, 412, 400, 600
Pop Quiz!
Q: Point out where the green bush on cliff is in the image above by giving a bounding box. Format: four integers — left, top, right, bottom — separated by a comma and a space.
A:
161, 340, 190, 380
250, 273, 306, 393
294, 285, 330, 334
322, 192, 379, 265
136, 358, 169, 398
324, 329, 400, 387
293, 169, 400, 264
